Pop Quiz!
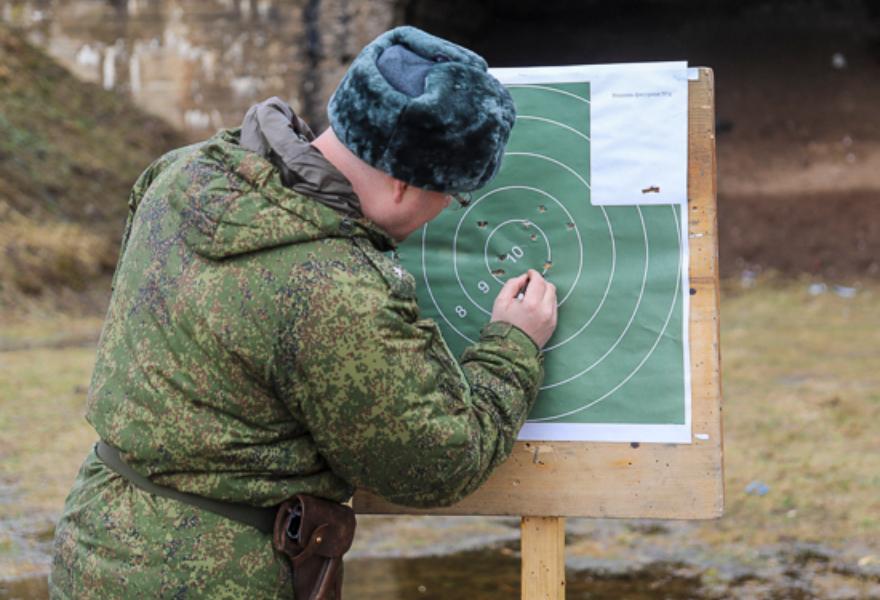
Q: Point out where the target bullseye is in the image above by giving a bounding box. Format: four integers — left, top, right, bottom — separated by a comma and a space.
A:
483, 219, 552, 284
452, 185, 587, 319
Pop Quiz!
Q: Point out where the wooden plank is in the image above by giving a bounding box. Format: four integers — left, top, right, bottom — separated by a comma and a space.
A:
356, 68, 722, 520
521, 517, 566, 600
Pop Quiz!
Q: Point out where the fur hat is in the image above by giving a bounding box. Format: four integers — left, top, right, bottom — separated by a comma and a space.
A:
327, 26, 515, 193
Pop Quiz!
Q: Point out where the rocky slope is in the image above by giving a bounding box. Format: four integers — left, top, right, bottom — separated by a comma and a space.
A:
0, 24, 184, 309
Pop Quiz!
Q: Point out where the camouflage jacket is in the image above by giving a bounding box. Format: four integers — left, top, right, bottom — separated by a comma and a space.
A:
86, 129, 544, 509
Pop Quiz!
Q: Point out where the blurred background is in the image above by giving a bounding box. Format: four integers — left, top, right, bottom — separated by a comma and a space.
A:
0, 0, 878, 598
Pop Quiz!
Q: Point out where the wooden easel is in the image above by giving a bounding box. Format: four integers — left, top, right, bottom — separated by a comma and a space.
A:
356, 68, 721, 600
515, 67, 718, 600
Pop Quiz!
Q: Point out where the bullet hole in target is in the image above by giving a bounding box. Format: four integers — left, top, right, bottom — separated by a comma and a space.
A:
476, 220, 488, 228
537, 205, 547, 213
497, 253, 507, 261
543, 260, 553, 271
566, 222, 575, 230
530, 233, 538, 242
492, 268, 506, 276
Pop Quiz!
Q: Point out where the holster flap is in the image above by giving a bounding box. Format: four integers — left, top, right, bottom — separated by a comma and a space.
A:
274, 494, 356, 560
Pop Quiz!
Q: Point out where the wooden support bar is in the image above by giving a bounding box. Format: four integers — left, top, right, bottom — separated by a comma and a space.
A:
521, 516, 566, 600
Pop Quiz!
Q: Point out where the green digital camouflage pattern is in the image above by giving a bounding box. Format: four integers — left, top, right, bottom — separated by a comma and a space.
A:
51, 450, 293, 598
50, 129, 544, 598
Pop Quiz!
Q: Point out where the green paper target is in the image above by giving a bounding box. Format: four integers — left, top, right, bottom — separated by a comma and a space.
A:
398, 82, 688, 428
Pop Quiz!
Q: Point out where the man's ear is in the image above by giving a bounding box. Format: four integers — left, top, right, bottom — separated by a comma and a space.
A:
390, 179, 409, 204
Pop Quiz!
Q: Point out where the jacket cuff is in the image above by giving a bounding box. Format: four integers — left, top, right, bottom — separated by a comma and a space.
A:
479, 321, 543, 359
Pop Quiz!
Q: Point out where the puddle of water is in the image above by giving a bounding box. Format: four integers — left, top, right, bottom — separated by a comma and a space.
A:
3, 547, 877, 599
1, 549, 706, 600
0, 506, 55, 600
1, 514, 875, 599
345, 547, 708, 600
345, 548, 520, 599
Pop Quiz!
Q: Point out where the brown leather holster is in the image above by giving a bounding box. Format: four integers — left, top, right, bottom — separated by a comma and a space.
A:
273, 495, 356, 600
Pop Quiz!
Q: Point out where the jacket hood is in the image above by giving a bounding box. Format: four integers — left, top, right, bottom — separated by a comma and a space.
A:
169, 129, 395, 260
240, 97, 364, 219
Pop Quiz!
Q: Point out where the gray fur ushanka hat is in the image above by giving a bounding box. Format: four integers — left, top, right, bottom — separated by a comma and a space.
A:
327, 26, 515, 193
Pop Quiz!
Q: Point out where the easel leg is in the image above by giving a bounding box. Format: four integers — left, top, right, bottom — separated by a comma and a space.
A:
521, 516, 566, 600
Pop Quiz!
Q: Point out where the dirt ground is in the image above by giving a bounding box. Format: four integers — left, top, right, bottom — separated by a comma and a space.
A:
719, 191, 880, 279
711, 12, 880, 282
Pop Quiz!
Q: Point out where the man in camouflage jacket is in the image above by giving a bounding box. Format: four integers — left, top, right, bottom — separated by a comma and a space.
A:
51, 27, 557, 599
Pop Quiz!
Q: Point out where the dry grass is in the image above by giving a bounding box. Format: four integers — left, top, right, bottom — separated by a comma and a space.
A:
703, 277, 880, 547
0, 25, 183, 227
0, 326, 99, 580
0, 345, 97, 521
0, 205, 117, 296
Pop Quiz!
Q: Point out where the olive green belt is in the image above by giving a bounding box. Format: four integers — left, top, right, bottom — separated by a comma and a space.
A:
95, 441, 277, 535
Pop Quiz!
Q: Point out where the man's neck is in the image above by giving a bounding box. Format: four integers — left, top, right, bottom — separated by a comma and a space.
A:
312, 129, 373, 200
312, 128, 399, 227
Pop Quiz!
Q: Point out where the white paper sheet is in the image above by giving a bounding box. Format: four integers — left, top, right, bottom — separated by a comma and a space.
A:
491, 61, 689, 207
486, 62, 692, 444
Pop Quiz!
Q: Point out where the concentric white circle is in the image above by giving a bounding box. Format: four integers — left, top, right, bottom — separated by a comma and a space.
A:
506, 84, 591, 105
542, 206, 650, 389
517, 115, 591, 142
448, 186, 588, 319
531, 204, 684, 420
428, 180, 608, 354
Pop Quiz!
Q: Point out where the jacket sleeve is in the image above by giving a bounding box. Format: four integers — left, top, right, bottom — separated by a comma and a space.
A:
289, 267, 544, 508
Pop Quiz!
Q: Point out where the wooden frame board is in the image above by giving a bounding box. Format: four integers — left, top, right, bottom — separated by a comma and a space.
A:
355, 68, 722, 520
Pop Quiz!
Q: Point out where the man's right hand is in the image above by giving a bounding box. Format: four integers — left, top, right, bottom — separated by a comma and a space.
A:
490, 269, 558, 349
